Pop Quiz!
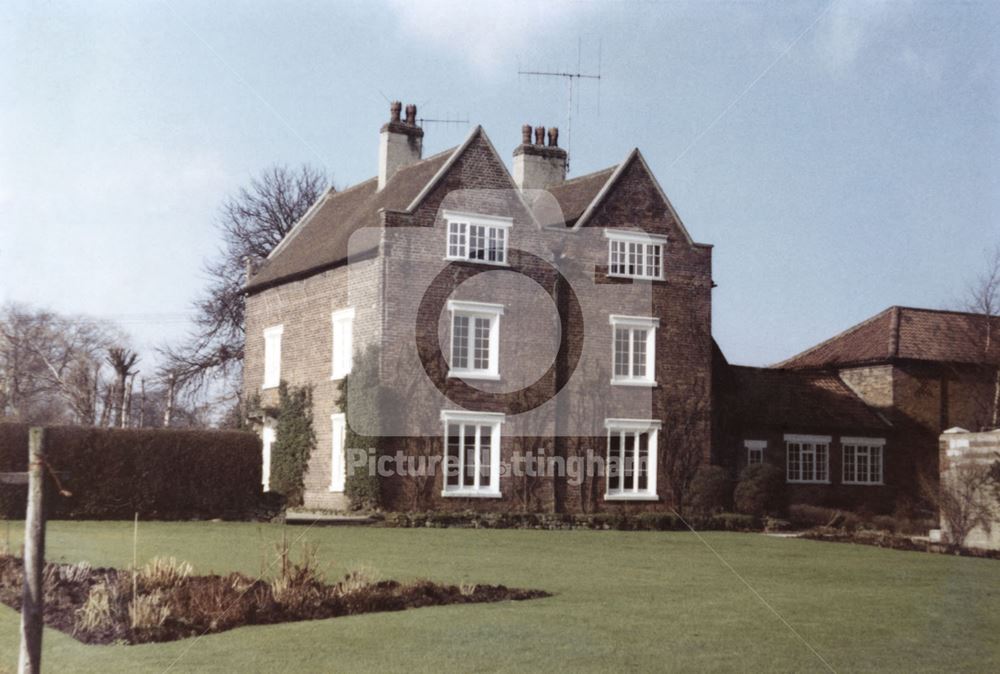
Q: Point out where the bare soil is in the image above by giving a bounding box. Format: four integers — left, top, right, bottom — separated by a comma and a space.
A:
0, 555, 549, 645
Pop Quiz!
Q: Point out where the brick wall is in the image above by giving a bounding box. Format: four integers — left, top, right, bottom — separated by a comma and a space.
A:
732, 428, 898, 513
244, 254, 381, 510
244, 133, 714, 514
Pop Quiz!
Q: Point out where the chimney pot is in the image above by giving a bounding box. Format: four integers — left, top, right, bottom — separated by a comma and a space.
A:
379, 100, 424, 190
513, 124, 568, 191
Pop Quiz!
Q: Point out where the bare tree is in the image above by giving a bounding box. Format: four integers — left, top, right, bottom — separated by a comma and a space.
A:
106, 346, 139, 427
159, 165, 328, 403
959, 243, 1000, 429
0, 303, 121, 424
923, 465, 995, 548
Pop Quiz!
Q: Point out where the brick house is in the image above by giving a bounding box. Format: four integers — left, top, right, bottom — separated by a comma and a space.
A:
245, 103, 712, 512
244, 103, 998, 514
763, 306, 1000, 510
713, 355, 897, 511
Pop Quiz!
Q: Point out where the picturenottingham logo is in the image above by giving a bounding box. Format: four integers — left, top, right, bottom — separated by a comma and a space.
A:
343, 446, 650, 488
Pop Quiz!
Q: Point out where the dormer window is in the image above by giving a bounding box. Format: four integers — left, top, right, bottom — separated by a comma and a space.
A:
445, 211, 511, 265
605, 229, 666, 280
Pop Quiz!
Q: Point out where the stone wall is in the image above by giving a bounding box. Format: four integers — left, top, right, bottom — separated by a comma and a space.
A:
939, 428, 1000, 549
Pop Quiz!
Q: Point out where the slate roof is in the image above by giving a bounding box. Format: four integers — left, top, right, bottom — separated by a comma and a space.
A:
246, 148, 454, 293
246, 131, 696, 294
545, 166, 616, 226
776, 306, 1000, 369
728, 366, 890, 432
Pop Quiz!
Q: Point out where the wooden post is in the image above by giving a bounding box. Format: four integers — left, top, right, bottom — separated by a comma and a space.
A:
19, 427, 45, 674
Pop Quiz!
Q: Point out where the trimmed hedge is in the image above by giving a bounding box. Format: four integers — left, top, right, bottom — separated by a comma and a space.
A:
734, 463, 786, 517
688, 465, 733, 514
0, 423, 262, 520
381, 510, 762, 532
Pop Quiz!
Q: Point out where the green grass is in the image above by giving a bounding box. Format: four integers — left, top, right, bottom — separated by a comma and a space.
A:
1, 521, 998, 672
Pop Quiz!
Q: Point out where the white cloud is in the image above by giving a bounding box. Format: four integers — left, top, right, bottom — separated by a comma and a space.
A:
813, 0, 905, 74
386, 0, 598, 73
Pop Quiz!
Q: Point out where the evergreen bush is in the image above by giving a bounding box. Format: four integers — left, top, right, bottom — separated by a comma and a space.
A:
268, 382, 315, 508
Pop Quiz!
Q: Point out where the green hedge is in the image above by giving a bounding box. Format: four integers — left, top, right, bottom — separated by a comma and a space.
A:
0, 423, 262, 520
381, 510, 762, 532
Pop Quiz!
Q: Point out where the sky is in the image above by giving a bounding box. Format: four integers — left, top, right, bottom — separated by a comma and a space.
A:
1, 0, 997, 371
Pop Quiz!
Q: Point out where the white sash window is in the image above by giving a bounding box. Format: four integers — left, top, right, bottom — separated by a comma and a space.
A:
441, 410, 504, 497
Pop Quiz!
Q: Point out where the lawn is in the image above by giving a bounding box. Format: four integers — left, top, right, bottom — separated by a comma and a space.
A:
0, 521, 998, 673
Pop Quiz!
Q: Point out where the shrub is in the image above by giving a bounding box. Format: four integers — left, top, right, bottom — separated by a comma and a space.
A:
868, 515, 899, 534
788, 504, 843, 528
129, 590, 171, 630
734, 463, 785, 517
339, 565, 381, 595
708, 513, 761, 531
268, 383, 316, 508
339, 345, 385, 511
636, 512, 682, 531
0, 422, 261, 520
922, 465, 995, 547
76, 581, 120, 633
138, 557, 193, 591
687, 465, 732, 514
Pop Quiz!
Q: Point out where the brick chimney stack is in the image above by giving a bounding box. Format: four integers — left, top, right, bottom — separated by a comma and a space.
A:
513, 123, 567, 191
378, 101, 424, 190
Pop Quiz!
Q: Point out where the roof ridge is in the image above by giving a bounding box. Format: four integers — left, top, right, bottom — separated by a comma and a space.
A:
895, 305, 1000, 320
334, 175, 377, 195
771, 307, 895, 368
554, 165, 617, 186
349, 145, 458, 194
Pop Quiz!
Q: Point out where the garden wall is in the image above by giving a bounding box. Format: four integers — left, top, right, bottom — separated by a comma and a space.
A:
0, 423, 262, 520
939, 428, 1000, 550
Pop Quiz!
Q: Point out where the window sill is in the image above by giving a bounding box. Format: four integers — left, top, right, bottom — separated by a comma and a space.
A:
262, 384, 279, 391
842, 482, 884, 487
610, 379, 656, 387
443, 256, 509, 268
786, 480, 832, 485
330, 373, 350, 381
448, 371, 501, 381
607, 273, 664, 282
604, 493, 659, 502
328, 486, 345, 493
441, 489, 502, 499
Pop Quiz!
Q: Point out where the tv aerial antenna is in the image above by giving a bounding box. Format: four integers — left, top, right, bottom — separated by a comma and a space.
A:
518, 38, 602, 172
416, 113, 470, 128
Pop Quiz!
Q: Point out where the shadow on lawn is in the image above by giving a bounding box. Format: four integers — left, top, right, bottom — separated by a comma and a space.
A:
0, 553, 549, 645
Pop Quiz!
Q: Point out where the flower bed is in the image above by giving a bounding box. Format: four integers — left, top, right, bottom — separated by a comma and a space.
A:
799, 528, 1000, 560
0, 554, 548, 645
380, 510, 762, 531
